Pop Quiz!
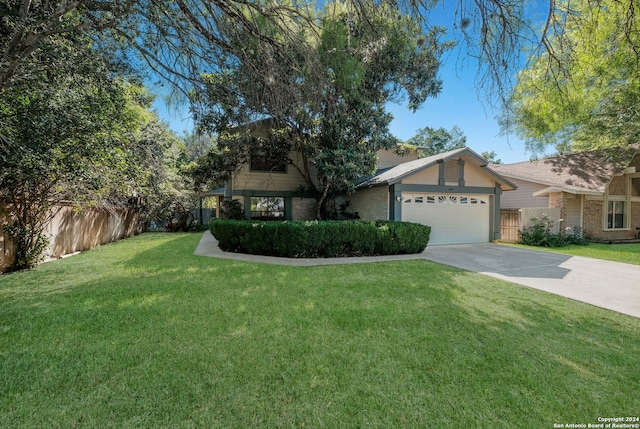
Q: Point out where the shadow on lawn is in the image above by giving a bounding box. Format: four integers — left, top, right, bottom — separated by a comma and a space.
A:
1, 233, 638, 428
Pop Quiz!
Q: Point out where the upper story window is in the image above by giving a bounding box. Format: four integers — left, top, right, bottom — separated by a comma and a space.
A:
250, 154, 286, 173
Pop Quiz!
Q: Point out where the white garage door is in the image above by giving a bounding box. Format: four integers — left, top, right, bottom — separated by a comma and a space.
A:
402, 193, 491, 245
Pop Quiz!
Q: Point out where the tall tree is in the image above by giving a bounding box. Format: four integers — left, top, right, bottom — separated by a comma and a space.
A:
0, 31, 173, 269
406, 125, 467, 156
504, 0, 640, 154
191, 2, 452, 218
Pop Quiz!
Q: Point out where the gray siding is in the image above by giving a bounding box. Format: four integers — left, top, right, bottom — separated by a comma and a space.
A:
500, 178, 549, 209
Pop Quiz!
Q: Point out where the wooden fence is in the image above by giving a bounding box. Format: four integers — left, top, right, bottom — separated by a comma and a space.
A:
499, 207, 561, 242
500, 209, 521, 243
1, 204, 143, 272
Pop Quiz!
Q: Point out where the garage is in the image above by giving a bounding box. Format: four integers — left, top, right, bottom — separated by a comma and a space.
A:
352, 147, 517, 245
401, 193, 491, 245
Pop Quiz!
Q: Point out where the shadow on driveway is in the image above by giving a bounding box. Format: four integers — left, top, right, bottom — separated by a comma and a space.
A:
423, 243, 640, 319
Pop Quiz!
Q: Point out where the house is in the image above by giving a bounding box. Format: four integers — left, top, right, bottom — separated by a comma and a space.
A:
490, 150, 640, 242
210, 144, 517, 246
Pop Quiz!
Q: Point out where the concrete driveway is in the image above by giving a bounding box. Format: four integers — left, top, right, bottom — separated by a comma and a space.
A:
423, 243, 640, 319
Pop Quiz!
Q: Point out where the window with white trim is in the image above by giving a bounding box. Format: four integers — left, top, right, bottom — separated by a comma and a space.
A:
604, 175, 631, 230
606, 200, 628, 229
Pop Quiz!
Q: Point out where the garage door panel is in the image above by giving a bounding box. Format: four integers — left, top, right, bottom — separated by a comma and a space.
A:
402, 193, 490, 245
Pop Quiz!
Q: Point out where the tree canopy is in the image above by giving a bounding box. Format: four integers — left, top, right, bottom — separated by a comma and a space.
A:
190, 1, 452, 218
0, 28, 188, 269
505, 0, 640, 154
406, 125, 467, 156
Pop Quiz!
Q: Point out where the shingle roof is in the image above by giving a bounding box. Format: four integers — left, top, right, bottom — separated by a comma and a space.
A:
489, 150, 636, 194
356, 147, 517, 190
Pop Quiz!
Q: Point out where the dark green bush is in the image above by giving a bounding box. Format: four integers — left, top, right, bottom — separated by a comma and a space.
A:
519, 215, 587, 248
210, 219, 431, 257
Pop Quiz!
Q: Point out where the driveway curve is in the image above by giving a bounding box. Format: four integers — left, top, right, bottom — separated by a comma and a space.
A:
423, 243, 640, 319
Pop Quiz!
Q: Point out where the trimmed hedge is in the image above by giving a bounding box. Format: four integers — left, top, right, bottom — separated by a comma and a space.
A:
210, 219, 431, 258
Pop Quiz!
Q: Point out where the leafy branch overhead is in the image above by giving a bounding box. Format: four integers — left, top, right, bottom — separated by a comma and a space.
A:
505, 0, 640, 154
192, 2, 453, 218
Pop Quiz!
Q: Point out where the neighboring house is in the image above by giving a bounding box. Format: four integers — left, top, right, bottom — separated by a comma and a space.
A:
210, 146, 517, 245
491, 150, 640, 242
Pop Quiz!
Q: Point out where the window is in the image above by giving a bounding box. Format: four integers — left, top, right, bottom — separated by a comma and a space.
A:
250, 154, 286, 172
459, 196, 468, 204
449, 196, 457, 204
250, 197, 285, 220
426, 196, 435, 204
607, 200, 627, 229
415, 196, 424, 203
438, 196, 447, 204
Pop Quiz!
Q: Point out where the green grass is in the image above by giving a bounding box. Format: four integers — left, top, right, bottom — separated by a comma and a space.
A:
1, 233, 639, 428
507, 242, 640, 265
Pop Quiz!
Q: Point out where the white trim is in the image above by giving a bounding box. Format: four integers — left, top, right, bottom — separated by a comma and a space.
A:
602, 176, 631, 231
532, 186, 603, 197
586, 195, 605, 201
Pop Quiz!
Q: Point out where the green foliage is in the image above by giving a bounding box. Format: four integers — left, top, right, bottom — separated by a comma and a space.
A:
210, 219, 431, 257
519, 215, 587, 248
192, 2, 452, 218
1, 223, 49, 271
0, 30, 188, 268
407, 125, 467, 156
481, 150, 502, 164
507, 0, 640, 153
220, 200, 244, 220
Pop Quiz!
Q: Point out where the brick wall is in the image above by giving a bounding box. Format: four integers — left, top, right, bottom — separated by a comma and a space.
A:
548, 192, 565, 222
583, 199, 640, 240
346, 187, 389, 221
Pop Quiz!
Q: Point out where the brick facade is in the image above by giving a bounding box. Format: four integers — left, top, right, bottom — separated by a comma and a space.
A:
344, 187, 389, 221
583, 199, 640, 241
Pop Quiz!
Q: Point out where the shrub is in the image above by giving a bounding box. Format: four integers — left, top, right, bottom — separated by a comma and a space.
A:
519, 215, 587, 248
210, 219, 431, 257
220, 199, 243, 220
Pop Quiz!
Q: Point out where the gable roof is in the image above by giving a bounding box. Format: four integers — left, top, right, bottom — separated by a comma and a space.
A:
356, 147, 517, 190
490, 149, 637, 195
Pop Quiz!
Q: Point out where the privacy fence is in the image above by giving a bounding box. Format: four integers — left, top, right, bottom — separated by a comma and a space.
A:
1, 204, 143, 272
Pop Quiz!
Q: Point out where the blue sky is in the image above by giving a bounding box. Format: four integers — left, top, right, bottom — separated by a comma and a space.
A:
385, 59, 530, 165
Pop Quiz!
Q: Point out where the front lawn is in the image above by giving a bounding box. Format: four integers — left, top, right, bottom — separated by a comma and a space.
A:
508, 242, 640, 266
1, 233, 638, 428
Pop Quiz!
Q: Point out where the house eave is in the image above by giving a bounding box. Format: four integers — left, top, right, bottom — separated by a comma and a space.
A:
358, 147, 516, 190
532, 186, 604, 197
